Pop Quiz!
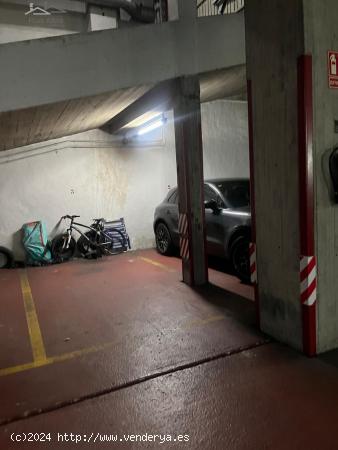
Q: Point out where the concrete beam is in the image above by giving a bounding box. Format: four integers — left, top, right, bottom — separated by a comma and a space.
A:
104, 80, 175, 133
0, 10, 245, 113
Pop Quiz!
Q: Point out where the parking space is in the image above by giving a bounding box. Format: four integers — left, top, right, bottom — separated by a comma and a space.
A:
0, 271, 32, 368
0, 249, 261, 425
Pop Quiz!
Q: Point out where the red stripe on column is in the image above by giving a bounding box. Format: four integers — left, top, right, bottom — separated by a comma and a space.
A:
298, 57, 314, 256
300, 278, 317, 304
197, 120, 209, 283
302, 306, 316, 357
300, 257, 316, 281
247, 80, 260, 327
250, 262, 256, 275
182, 125, 194, 285
298, 55, 316, 356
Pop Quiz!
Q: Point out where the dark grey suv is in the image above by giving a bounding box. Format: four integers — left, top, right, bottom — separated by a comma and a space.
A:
153, 178, 251, 281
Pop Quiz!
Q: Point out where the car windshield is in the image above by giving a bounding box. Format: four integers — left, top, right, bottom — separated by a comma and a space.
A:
213, 180, 250, 208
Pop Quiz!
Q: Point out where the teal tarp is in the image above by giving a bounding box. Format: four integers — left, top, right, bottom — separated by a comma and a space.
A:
22, 221, 52, 264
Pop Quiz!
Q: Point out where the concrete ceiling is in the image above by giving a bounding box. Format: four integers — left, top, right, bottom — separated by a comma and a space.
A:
0, 64, 246, 152
200, 64, 247, 103
0, 85, 151, 152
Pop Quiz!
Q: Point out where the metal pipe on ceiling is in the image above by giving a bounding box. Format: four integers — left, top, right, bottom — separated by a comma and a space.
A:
80, 0, 156, 23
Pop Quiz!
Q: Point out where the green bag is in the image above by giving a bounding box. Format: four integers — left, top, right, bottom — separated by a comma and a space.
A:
22, 221, 52, 265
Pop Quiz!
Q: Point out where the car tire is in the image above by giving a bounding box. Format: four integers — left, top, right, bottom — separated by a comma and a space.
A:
155, 222, 174, 256
0, 246, 14, 269
230, 236, 250, 283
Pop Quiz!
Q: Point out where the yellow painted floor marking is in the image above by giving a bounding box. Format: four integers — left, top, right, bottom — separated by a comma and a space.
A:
2, 269, 220, 378
19, 270, 47, 363
0, 341, 116, 377
0, 313, 224, 377
183, 314, 225, 329
139, 257, 176, 272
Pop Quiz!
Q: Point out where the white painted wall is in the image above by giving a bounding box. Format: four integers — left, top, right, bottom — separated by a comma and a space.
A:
202, 100, 249, 179
88, 6, 118, 31
0, 100, 249, 260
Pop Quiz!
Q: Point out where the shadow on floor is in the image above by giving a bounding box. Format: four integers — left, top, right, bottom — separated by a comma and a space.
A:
207, 254, 235, 274
191, 281, 259, 330
172, 248, 251, 285
318, 348, 338, 369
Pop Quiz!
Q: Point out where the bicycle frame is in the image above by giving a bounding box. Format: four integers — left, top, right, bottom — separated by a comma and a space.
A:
63, 217, 121, 251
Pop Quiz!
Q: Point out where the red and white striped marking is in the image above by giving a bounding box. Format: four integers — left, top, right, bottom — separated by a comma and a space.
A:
179, 213, 189, 261
178, 213, 188, 236
300, 255, 316, 306
249, 242, 257, 284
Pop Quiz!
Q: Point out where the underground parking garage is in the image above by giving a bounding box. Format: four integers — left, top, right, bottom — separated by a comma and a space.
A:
2, 0, 338, 449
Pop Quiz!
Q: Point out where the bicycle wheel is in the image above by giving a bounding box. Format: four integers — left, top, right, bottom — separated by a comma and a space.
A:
52, 234, 76, 261
101, 228, 127, 255
77, 231, 98, 256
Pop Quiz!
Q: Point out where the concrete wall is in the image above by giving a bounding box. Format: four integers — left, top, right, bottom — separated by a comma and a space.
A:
0, 0, 152, 44
0, 100, 249, 260
0, 2, 87, 44
245, 0, 305, 350
303, 0, 338, 352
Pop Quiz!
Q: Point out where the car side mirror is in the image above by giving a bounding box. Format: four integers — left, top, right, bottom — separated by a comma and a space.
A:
204, 199, 219, 213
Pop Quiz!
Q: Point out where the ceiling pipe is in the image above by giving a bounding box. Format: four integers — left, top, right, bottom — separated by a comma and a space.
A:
81, 0, 156, 23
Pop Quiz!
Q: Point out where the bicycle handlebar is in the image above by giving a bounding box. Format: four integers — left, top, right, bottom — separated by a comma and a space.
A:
62, 215, 80, 220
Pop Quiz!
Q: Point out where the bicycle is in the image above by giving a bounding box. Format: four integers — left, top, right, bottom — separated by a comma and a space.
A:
51, 215, 127, 261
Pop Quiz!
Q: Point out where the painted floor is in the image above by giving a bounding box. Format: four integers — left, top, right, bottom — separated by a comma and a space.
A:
1, 249, 338, 449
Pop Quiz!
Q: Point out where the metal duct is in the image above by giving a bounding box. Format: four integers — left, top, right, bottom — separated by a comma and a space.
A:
83, 0, 155, 23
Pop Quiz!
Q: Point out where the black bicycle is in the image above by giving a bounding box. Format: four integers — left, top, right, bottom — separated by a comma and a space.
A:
52, 215, 127, 261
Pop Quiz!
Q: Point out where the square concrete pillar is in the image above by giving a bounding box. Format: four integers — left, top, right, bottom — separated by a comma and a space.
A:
246, 0, 308, 353
246, 0, 338, 354
173, 76, 208, 286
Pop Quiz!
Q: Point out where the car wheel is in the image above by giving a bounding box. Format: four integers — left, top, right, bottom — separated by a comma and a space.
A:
155, 223, 174, 255
231, 237, 250, 283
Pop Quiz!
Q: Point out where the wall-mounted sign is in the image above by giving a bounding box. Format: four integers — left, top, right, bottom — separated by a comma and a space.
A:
328, 51, 338, 88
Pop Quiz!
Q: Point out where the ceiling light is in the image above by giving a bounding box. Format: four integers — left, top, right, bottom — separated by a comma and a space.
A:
137, 116, 166, 136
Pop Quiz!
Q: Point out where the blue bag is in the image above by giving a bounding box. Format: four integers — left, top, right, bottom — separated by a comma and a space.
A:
22, 221, 52, 265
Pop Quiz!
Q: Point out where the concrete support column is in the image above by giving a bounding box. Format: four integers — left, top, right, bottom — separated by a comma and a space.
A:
246, 0, 338, 355
245, 0, 307, 353
173, 76, 208, 286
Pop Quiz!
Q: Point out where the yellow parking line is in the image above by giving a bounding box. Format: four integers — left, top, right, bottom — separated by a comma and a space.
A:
139, 257, 176, 272
183, 314, 225, 329
19, 270, 47, 363
0, 341, 116, 377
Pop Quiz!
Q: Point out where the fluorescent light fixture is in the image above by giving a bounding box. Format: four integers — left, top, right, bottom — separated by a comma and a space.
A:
137, 116, 165, 136
123, 111, 163, 129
